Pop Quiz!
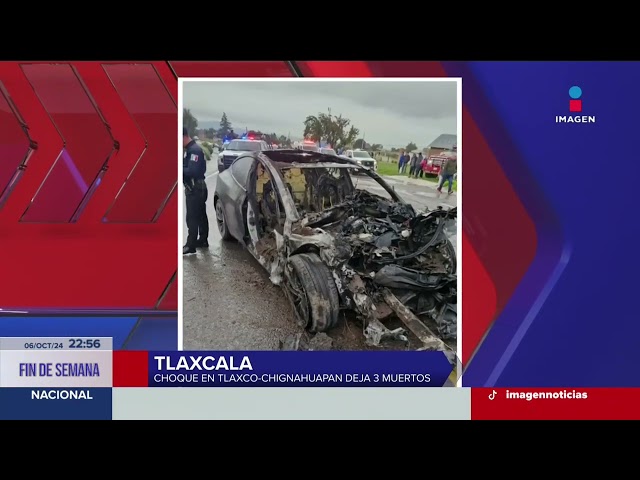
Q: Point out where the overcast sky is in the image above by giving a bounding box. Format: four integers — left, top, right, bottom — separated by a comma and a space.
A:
183, 81, 457, 149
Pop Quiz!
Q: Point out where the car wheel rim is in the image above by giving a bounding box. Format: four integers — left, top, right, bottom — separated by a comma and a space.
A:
284, 265, 310, 328
215, 202, 225, 235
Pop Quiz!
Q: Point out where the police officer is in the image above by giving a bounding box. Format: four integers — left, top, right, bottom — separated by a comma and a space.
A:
183, 127, 209, 255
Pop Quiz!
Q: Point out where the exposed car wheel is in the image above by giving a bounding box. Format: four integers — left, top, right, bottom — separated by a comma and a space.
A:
214, 198, 233, 241
283, 253, 340, 333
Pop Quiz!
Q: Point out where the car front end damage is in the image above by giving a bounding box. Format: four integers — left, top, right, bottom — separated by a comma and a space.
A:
289, 191, 456, 352
245, 156, 457, 353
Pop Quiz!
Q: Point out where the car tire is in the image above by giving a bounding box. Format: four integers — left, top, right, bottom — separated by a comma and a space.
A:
214, 197, 233, 241
284, 253, 340, 333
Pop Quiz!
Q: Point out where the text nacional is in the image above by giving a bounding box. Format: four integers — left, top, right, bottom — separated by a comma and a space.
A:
154, 355, 253, 371
31, 390, 93, 400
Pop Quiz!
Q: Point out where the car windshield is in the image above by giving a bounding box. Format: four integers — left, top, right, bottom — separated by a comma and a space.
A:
353, 151, 372, 159
320, 149, 336, 155
281, 166, 355, 214
277, 163, 403, 216
227, 140, 262, 151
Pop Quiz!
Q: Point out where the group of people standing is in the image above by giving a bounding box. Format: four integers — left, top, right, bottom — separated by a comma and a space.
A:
398, 151, 426, 178
397, 148, 458, 196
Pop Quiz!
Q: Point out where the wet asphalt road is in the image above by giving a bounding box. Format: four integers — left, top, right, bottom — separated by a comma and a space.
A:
183, 156, 457, 351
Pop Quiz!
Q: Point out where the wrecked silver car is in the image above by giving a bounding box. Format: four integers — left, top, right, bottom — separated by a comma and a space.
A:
213, 150, 457, 352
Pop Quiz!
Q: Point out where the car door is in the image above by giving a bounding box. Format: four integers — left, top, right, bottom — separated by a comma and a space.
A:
225, 155, 256, 241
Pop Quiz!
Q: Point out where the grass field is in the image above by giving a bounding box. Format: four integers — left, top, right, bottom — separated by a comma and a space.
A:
376, 160, 458, 192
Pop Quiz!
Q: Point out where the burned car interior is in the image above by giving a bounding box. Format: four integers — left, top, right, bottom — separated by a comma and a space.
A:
217, 150, 457, 355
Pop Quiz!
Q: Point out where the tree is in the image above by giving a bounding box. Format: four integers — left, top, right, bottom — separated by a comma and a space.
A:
303, 109, 359, 149
278, 135, 291, 148
200, 142, 212, 161
353, 138, 366, 149
405, 142, 417, 152
353, 139, 379, 150
183, 108, 198, 137
218, 112, 232, 138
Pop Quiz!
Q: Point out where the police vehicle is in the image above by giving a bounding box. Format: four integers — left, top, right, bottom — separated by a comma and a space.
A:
319, 147, 336, 156
344, 149, 377, 172
296, 140, 320, 152
218, 137, 270, 172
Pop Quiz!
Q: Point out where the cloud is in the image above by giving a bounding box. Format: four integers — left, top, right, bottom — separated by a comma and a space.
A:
183, 80, 457, 148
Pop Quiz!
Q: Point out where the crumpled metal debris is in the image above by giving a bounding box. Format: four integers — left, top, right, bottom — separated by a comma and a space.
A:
297, 189, 457, 351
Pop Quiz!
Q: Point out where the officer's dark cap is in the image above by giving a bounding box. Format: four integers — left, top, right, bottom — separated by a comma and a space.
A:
183, 126, 188, 136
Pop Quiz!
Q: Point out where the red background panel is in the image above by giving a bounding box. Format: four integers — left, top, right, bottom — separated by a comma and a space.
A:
158, 272, 178, 310
461, 106, 537, 360
102, 64, 177, 223
0, 82, 30, 200
20, 64, 115, 222
297, 61, 372, 77
472, 388, 640, 420
462, 234, 497, 365
112, 351, 149, 387
170, 61, 293, 77
0, 62, 177, 310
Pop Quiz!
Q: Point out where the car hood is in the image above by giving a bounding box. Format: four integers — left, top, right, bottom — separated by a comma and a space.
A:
298, 192, 456, 258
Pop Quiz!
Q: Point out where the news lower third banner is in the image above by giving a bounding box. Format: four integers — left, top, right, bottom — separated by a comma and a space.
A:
146, 351, 454, 387
0, 340, 454, 419
0, 337, 113, 420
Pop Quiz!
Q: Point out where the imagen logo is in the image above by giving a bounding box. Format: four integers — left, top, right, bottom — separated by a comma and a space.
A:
569, 85, 582, 112
555, 85, 596, 124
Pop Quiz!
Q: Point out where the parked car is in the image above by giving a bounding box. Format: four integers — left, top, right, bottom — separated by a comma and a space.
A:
422, 152, 447, 176
344, 149, 377, 172
297, 141, 319, 152
319, 147, 336, 156
214, 149, 457, 351
217, 139, 270, 172
424, 145, 457, 177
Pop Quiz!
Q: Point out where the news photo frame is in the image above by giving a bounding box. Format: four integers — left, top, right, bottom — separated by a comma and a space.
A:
178, 77, 462, 386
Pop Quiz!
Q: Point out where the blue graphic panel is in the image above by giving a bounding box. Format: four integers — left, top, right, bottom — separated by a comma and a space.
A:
0, 388, 112, 420
0, 317, 138, 349
463, 61, 640, 386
